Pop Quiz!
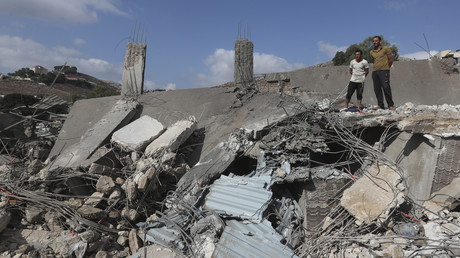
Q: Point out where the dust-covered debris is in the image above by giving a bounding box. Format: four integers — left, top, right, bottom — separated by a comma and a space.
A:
1, 84, 460, 257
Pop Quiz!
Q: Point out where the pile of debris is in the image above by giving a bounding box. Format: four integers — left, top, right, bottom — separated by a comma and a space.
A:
1, 90, 460, 257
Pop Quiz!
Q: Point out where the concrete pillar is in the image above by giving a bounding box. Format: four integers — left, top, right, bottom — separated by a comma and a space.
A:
122, 43, 146, 97
234, 39, 254, 89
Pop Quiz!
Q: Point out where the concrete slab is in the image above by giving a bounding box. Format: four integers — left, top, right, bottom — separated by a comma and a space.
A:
111, 115, 164, 152
47, 99, 138, 170
341, 163, 405, 224
144, 118, 196, 157
383, 132, 440, 205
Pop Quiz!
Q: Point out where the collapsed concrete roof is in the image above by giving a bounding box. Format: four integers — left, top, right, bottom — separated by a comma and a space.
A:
1, 42, 460, 256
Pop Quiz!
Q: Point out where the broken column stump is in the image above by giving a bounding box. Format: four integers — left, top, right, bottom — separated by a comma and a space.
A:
234, 38, 254, 90
122, 42, 147, 97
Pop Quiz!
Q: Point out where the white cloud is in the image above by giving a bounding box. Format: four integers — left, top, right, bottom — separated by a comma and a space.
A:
144, 81, 177, 91
401, 50, 439, 60
0, 34, 121, 81
73, 38, 87, 46
0, 0, 127, 24
195, 48, 305, 88
317, 41, 347, 58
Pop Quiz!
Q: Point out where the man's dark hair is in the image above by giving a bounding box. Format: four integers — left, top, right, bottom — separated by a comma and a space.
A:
373, 36, 382, 41
355, 49, 363, 54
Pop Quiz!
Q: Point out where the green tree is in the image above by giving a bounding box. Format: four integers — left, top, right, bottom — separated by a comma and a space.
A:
332, 35, 399, 66
87, 85, 119, 98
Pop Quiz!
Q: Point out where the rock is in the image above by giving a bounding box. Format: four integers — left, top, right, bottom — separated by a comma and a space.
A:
96, 176, 115, 194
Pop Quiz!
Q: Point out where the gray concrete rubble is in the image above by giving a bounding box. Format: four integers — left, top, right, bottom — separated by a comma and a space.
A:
1, 60, 460, 256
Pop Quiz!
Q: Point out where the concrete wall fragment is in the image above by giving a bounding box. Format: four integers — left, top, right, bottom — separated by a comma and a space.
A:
121, 43, 146, 97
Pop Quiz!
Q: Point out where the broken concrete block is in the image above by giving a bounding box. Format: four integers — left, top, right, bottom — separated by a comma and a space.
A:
79, 230, 101, 243
117, 235, 128, 246
77, 206, 105, 220
25, 206, 42, 224
145, 117, 197, 157
96, 176, 115, 194
108, 188, 122, 204
423, 177, 460, 218
124, 179, 137, 203
134, 173, 148, 192
340, 163, 405, 224
111, 115, 165, 152
84, 192, 105, 207
128, 229, 142, 254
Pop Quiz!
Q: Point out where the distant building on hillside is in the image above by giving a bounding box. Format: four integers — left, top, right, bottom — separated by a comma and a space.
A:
30, 65, 48, 74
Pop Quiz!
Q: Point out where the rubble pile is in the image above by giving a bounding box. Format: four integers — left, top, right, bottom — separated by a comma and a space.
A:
1, 91, 460, 257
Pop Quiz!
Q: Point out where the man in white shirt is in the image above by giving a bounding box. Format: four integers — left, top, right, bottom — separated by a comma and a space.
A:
346, 49, 369, 110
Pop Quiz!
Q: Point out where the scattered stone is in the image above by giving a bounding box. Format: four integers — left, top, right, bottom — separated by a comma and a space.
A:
128, 229, 142, 254
96, 176, 115, 194
77, 206, 105, 220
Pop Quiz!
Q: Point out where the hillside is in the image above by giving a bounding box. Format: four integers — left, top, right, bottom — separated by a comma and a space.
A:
0, 72, 121, 101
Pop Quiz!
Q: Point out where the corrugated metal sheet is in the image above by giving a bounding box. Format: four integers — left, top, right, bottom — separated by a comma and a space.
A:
213, 220, 298, 258
432, 138, 460, 193
202, 175, 272, 222
30, 95, 68, 110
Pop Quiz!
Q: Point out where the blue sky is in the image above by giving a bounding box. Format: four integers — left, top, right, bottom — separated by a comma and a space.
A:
0, 0, 458, 90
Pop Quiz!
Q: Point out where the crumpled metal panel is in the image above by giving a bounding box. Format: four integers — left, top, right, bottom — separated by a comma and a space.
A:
432, 138, 460, 193
213, 220, 298, 258
202, 174, 272, 223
